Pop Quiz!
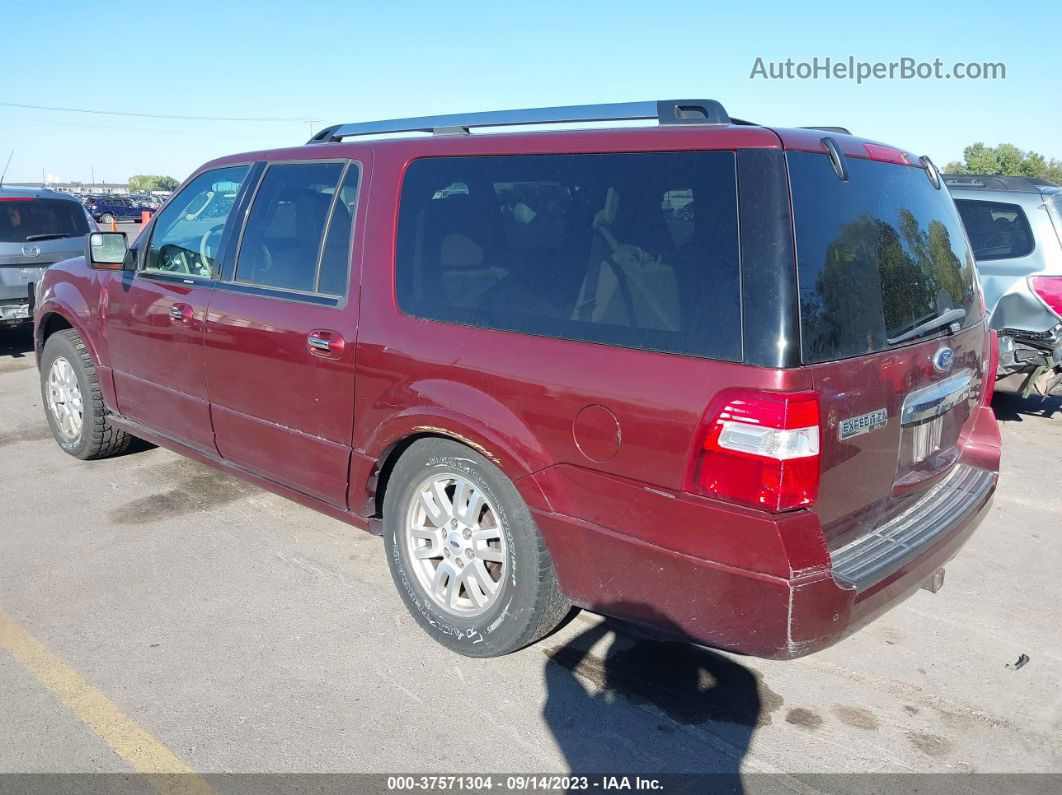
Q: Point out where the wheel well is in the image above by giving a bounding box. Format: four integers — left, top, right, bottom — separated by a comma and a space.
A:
368, 432, 446, 519
39, 313, 72, 345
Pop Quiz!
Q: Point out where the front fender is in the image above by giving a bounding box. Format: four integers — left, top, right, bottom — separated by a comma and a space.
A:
35, 288, 104, 365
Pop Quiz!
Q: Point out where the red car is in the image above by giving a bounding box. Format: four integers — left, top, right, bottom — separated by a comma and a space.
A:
33, 100, 1000, 658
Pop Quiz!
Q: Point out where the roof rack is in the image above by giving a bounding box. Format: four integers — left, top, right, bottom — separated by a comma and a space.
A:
942, 174, 1060, 193
308, 99, 732, 143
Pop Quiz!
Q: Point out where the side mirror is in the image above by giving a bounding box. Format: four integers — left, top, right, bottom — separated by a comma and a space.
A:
85, 231, 128, 270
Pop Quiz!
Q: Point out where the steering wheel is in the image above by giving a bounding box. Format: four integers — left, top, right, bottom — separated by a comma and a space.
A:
199, 224, 225, 275
158, 243, 191, 274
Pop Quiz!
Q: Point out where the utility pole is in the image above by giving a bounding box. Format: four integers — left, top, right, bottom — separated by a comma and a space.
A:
305, 119, 321, 138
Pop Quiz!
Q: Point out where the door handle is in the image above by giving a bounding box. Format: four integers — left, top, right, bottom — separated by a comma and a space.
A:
169, 302, 193, 324
307, 329, 345, 358
307, 333, 331, 352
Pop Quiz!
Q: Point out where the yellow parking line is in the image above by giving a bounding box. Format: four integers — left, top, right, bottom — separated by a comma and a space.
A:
0, 608, 213, 795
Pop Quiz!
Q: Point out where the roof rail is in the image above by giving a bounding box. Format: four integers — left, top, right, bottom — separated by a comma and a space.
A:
800, 126, 852, 135
307, 99, 732, 143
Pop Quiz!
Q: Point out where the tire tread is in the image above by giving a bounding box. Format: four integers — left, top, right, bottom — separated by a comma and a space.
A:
45, 329, 131, 459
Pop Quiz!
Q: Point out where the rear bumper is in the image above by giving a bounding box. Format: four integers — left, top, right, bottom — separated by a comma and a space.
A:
0, 296, 33, 325
532, 406, 1000, 660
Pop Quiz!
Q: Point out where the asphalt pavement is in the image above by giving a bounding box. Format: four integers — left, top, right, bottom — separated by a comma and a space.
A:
1, 322, 1060, 781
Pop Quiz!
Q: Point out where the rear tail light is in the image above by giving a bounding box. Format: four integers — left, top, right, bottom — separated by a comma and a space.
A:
692, 390, 821, 513
1029, 276, 1062, 319
980, 329, 999, 406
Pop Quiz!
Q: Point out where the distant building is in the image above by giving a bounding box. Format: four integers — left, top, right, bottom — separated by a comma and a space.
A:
3, 181, 129, 195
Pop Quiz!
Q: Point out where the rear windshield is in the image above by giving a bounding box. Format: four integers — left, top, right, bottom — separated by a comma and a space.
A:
396, 152, 742, 361
0, 198, 90, 243
790, 152, 981, 363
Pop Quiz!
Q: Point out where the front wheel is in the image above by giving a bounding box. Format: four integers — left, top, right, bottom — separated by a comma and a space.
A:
40, 329, 131, 459
383, 438, 569, 657
99, 213, 114, 225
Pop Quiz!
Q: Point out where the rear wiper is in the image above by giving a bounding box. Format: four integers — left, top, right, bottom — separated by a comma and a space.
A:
887, 308, 966, 345
24, 233, 69, 242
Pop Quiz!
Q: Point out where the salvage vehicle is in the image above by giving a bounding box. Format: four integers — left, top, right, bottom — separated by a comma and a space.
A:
946, 174, 1062, 398
34, 100, 1001, 658
0, 186, 95, 327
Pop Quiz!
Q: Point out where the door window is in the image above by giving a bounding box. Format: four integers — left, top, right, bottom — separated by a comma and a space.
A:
234, 162, 346, 294
144, 166, 250, 277
954, 199, 1035, 260
395, 152, 741, 361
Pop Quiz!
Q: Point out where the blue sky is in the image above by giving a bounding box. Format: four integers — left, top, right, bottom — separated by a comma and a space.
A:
3, 0, 1060, 185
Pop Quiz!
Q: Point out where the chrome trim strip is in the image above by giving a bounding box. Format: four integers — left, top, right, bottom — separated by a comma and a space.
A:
900, 369, 974, 426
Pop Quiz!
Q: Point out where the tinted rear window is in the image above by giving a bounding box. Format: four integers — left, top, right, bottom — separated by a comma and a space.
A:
396, 152, 741, 361
790, 152, 981, 363
0, 198, 89, 243
954, 199, 1034, 261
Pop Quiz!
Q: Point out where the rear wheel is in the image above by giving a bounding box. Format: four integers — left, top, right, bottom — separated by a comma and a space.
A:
383, 438, 569, 657
40, 329, 131, 459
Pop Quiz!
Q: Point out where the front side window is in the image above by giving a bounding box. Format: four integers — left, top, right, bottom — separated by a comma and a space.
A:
144, 166, 249, 277
396, 152, 741, 361
234, 161, 345, 293
954, 199, 1035, 261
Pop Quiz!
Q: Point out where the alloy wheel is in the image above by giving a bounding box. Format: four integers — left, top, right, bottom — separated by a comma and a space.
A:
404, 472, 507, 617
46, 356, 83, 441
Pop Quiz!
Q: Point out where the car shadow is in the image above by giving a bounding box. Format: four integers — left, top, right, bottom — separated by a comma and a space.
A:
542, 603, 768, 782
0, 326, 34, 359
991, 389, 1062, 422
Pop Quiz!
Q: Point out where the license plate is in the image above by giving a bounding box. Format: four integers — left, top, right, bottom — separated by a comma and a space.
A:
839, 408, 888, 440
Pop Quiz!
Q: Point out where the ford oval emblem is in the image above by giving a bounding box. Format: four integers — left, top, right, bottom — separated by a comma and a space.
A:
933, 347, 955, 372
21, 244, 41, 258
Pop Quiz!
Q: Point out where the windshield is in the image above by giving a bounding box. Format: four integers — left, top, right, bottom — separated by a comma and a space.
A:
789, 152, 982, 363
0, 198, 90, 243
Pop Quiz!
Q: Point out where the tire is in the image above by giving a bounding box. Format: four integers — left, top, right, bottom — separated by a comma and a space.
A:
40, 329, 131, 460
384, 438, 569, 657
100, 213, 114, 225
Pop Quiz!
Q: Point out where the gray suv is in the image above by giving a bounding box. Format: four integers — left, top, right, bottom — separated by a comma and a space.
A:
946, 174, 1062, 393
0, 187, 94, 327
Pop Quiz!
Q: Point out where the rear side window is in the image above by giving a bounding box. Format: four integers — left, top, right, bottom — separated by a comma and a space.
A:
954, 199, 1035, 260
396, 152, 741, 361
0, 199, 89, 243
236, 162, 345, 293
790, 152, 981, 363
316, 164, 360, 296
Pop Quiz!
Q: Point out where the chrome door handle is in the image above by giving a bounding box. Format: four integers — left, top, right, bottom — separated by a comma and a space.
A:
307, 334, 331, 352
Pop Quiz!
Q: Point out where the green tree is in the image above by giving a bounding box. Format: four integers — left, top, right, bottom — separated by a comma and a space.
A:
996, 143, 1023, 175
127, 174, 179, 193
962, 143, 1000, 174
946, 143, 1061, 185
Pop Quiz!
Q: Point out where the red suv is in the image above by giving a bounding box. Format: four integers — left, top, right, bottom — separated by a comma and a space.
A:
34, 100, 1000, 658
